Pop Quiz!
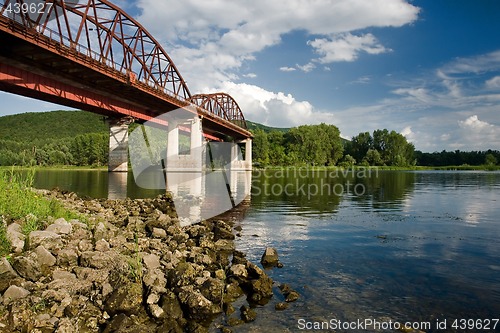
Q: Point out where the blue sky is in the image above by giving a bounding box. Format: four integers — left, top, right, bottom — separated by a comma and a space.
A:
1, 0, 499, 151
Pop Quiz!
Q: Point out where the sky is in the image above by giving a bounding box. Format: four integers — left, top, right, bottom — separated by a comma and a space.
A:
1, 0, 500, 152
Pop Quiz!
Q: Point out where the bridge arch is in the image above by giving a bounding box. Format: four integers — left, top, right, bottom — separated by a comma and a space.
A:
190, 93, 247, 129
0, 0, 191, 99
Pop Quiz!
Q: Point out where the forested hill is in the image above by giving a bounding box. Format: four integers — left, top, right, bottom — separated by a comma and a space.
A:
0, 110, 108, 166
246, 120, 289, 133
0, 110, 107, 142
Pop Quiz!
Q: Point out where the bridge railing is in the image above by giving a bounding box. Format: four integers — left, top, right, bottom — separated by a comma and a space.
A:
0, 4, 189, 103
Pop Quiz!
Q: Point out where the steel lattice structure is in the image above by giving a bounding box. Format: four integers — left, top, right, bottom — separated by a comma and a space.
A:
190, 93, 247, 129
0, 0, 191, 99
0, 0, 250, 136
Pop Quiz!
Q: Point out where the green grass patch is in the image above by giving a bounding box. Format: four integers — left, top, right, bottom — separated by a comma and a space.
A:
0, 168, 81, 255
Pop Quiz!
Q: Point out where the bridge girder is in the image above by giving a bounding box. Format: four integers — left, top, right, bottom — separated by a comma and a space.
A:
0, 0, 191, 99
190, 93, 247, 130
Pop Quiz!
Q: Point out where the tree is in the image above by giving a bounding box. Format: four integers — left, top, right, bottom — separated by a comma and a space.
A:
252, 129, 270, 166
349, 132, 373, 163
485, 153, 498, 166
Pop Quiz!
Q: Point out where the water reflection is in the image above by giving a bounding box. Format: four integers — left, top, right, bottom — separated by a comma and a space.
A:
235, 170, 500, 333
33, 168, 252, 226
251, 168, 417, 215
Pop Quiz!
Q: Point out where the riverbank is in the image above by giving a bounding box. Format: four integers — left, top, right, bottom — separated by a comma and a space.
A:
0, 179, 294, 332
255, 164, 500, 171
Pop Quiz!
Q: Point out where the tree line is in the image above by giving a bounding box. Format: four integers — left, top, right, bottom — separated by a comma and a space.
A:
0, 111, 498, 168
253, 126, 499, 167
253, 126, 417, 167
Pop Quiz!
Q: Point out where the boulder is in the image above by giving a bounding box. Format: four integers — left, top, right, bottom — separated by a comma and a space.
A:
260, 247, 279, 268
34, 245, 57, 267
46, 218, 73, 235
11, 253, 42, 281
105, 282, 143, 316
6, 223, 25, 253
0, 257, 20, 292
3, 285, 30, 305
28, 230, 62, 252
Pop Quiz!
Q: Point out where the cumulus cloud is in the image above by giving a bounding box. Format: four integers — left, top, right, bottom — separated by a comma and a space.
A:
137, 0, 418, 88
219, 81, 338, 128
308, 33, 389, 63
132, 0, 419, 130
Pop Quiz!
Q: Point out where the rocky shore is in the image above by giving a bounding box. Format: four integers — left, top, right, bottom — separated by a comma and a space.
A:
0, 190, 298, 332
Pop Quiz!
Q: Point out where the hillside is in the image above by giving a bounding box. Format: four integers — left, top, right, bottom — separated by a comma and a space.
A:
0, 110, 107, 142
246, 120, 289, 133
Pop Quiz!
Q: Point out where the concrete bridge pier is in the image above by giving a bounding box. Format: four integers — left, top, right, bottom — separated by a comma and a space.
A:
166, 116, 204, 172
108, 117, 133, 172
230, 138, 253, 171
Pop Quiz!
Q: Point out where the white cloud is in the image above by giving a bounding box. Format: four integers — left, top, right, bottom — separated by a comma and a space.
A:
219, 82, 337, 128
133, 0, 419, 131
458, 115, 494, 130
486, 76, 500, 89
296, 62, 316, 73
137, 0, 418, 91
400, 126, 414, 141
243, 73, 257, 78
308, 33, 389, 63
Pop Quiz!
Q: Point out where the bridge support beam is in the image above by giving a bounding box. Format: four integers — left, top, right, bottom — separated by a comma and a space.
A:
108, 118, 131, 172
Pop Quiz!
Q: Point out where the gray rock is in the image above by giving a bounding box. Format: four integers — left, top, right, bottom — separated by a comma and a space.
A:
46, 218, 72, 235
52, 270, 77, 281
229, 264, 248, 280
240, 305, 257, 323
260, 247, 279, 267
0, 257, 20, 293
35, 246, 56, 267
80, 251, 118, 269
55, 318, 76, 333
178, 285, 221, 321
3, 285, 30, 305
6, 223, 25, 253
95, 239, 110, 252
28, 230, 62, 252
11, 253, 42, 281
56, 248, 79, 267
143, 253, 161, 270
152, 227, 167, 239
104, 282, 143, 316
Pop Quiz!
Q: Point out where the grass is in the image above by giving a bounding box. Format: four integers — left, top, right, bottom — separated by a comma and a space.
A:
0, 168, 81, 256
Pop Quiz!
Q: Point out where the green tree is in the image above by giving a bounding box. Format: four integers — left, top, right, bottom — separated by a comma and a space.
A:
349, 131, 373, 162
485, 153, 498, 166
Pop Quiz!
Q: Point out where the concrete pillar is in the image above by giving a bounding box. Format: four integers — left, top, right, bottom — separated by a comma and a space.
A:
108, 119, 130, 172
190, 116, 203, 170
245, 139, 252, 170
166, 121, 179, 170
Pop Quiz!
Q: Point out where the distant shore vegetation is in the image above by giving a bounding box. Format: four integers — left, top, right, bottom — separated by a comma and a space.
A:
0, 111, 499, 169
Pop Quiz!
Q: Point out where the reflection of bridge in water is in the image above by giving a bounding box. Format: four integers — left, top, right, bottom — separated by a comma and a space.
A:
108, 169, 252, 226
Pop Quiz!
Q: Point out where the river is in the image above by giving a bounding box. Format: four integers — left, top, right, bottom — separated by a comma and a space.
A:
31, 168, 500, 332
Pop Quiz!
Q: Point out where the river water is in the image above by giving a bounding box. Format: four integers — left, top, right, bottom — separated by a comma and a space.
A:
31, 169, 500, 332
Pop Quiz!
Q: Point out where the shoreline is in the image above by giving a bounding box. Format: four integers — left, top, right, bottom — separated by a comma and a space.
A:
0, 189, 293, 332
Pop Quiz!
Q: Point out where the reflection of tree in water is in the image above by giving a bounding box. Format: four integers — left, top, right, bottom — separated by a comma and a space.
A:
351, 171, 416, 210
250, 169, 418, 214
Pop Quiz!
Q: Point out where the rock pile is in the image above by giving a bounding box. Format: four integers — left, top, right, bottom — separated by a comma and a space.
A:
0, 191, 281, 333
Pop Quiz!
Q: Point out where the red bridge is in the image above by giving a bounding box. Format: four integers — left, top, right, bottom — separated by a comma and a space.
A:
0, 0, 253, 171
